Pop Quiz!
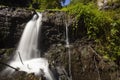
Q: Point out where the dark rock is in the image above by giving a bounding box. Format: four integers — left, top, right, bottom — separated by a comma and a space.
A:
0, 48, 14, 71
0, 71, 45, 80
40, 11, 79, 54
45, 40, 119, 80
0, 6, 34, 48
42, 10, 67, 27
39, 11, 67, 53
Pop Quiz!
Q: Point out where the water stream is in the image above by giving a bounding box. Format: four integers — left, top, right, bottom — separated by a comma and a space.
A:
65, 23, 72, 80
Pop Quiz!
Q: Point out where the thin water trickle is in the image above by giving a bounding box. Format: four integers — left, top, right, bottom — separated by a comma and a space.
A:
65, 23, 72, 80
65, 23, 70, 48
3, 13, 55, 80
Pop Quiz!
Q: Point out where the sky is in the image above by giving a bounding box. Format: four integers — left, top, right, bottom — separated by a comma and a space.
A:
62, 0, 71, 6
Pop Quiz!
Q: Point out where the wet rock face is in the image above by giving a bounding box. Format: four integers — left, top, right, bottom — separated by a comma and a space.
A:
42, 10, 67, 27
0, 71, 45, 80
41, 11, 80, 53
46, 40, 119, 80
40, 11, 68, 52
0, 6, 34, 48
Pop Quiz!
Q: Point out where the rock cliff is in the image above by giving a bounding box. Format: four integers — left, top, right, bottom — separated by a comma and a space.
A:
0, 6, 34, 48
0, 7, 119, 80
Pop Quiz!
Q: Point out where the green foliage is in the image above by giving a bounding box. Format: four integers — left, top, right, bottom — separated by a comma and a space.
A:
32, 0, 65, 9
0, 0, 65, 9
62, 3, 120, 61
0, 0, 32, 7
30, 0, 65, 9
70, 0, 96, 5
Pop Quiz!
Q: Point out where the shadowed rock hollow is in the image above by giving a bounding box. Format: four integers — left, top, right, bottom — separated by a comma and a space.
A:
0, 6, 34, 48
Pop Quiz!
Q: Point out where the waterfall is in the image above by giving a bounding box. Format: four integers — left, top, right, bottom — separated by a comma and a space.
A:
14, 13, 41, 61
65, 23, 72, 80
3, 13, 55, 80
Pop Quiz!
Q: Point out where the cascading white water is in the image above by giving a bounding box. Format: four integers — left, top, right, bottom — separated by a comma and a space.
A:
14, 12, 42, 61
3, 13, 55, 80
